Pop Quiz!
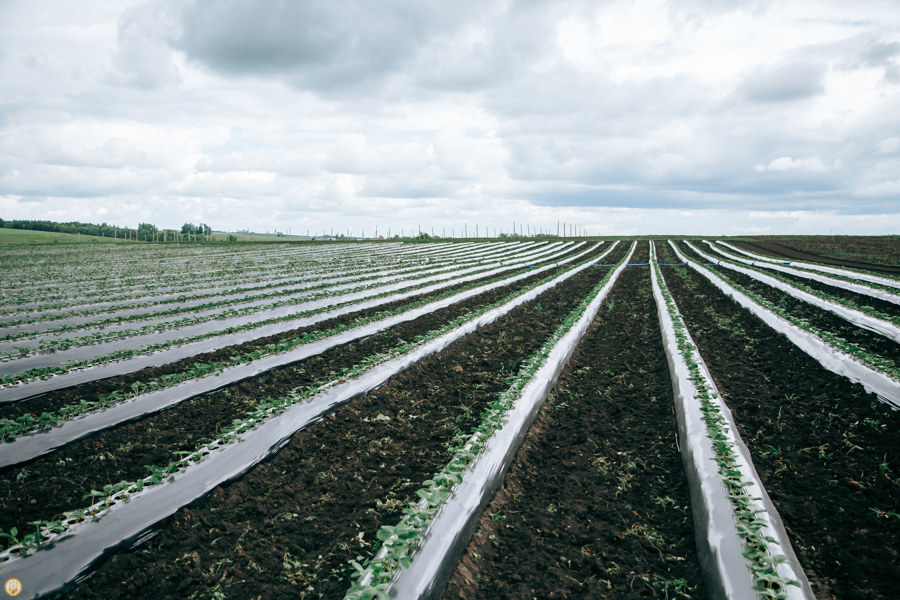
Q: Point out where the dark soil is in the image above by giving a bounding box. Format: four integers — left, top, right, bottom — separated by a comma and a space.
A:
1, 242, 591, 425
677, 243, 900, 369
733, 240, 900, 276
59, 257, 615, 599
443, 243, 708, 600
745, 266, 900, 321
0, 254, 611, 536
656, 241, 900, 600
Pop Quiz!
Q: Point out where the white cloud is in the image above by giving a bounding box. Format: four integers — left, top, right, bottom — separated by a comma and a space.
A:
0, 0, 899, 234
755, 156, 831, 172
877, 137, 900, 153
737, 61, 826, 103
109, 1, 182, 89
856, 179, 900, 196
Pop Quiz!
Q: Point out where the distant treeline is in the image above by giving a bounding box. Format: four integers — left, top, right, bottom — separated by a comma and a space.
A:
0, 218, 213, 242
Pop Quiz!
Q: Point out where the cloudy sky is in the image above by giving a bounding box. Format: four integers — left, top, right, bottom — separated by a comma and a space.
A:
1, 0, 899, 236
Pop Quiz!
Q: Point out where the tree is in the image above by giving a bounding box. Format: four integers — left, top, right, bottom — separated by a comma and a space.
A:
137, 223, 157, 241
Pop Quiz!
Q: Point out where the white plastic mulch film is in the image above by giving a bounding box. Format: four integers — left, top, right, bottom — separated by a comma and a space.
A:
0, 243, 614, 600
0, 243, 604, 470
710, 242, 900, 306
0, 241, 588, 402
378, 242, 636, 599
650, 242, 813, 600
688, 242, 900, 344
670, 241, 900, 408
716, 241, 900, 290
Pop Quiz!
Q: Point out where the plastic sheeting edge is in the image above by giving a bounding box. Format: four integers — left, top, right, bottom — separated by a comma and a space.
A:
669, 241, 900, 408
650, 243, 814, 600
383, 242, 637, 599
0, 243, 613, 600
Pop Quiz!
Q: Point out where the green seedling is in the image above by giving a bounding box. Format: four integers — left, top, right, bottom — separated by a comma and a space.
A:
346, 247, 629, 598
653, 247, 800, 598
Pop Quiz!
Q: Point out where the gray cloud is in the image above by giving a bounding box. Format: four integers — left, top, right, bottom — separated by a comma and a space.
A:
174, 0, 489, 92
2, 0, 899, 234
737, 61, 826, 103
859, 40, 900, 83
110, 2, 182, 89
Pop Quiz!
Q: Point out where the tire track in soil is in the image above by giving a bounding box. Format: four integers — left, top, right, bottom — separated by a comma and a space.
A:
677, 242, 900, 367
443, 244, 708, 600
60, 261, 613, 599
0, 260, 589, 536
656, 241, 900, 600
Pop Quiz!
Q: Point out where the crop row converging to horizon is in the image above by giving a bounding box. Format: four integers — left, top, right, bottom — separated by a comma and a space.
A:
0, 236, 897, 600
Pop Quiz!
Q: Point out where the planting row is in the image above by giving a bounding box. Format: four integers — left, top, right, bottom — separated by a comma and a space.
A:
0, 241, 531, 320
655, 241, 900, 599
714, 242, 900, 295
0, 244, 603, 465
444, 242, 711, 599
726, 238, 900, 277
0, 242, 561, 358
0, 242, 539, 326
0, 243, 405, 305
672, 241, 900, 403
2, 238, 897, 599
0, 242, 627, 598
0, 242, 584, 391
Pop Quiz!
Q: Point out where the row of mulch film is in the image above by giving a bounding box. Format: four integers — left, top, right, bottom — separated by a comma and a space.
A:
675, 242, 900, 368
656, 240, 900, 600
2, 241, 594, 422
444, 242, 708, 599
732, 239, 900, 275
1, 244, 617, 542
61, 251, 616, 598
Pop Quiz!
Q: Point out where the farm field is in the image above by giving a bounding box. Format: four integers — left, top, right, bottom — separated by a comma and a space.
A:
0, 229, 129, 246
656, 241, 900, 600
0, 237, 897, 600
736, 236, 900, 275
